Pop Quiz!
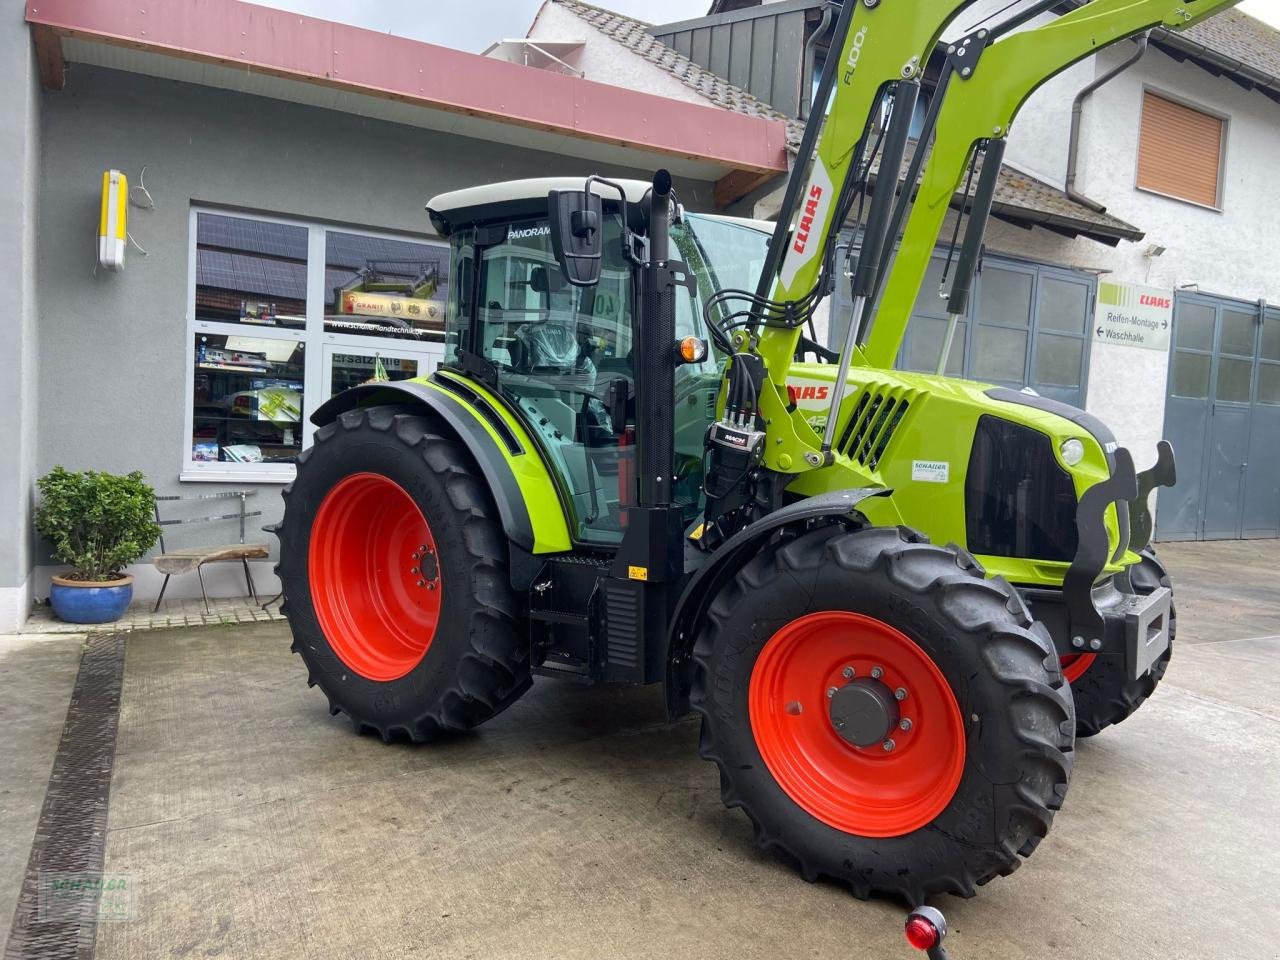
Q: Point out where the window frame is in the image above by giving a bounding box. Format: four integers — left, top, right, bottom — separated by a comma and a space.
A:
182, 206, 448, 483
1133, 85, 1230, 213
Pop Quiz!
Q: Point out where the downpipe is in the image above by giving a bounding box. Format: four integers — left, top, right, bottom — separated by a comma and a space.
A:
1065, 33, 1149, 214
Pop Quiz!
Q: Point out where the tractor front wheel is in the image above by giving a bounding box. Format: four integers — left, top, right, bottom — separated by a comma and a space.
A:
691, 524, 1074, 903
277, 406, 531, 741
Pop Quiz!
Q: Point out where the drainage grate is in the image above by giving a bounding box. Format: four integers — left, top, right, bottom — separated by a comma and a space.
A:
4, 632, 126, 960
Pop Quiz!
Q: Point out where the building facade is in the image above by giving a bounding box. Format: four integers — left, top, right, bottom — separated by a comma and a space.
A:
0, 0, 790, 631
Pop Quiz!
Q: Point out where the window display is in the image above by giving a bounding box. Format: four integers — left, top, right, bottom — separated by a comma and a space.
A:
192, 334, 304, 464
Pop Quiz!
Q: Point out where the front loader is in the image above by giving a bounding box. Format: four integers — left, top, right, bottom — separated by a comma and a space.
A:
277, 0, 1237, 902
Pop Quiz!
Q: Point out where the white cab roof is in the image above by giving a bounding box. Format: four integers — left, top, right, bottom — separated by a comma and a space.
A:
428, 178, 654, 216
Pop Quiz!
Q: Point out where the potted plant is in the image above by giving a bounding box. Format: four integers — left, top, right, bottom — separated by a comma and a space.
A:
35, 467, 162, 624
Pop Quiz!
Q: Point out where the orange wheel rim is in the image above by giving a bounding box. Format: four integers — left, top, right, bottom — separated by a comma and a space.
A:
1060, 653, 1095, 684
748, 611, 966, 837
308, 473, 442, 682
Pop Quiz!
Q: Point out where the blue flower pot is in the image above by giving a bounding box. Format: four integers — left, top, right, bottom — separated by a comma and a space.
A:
49, 575, 134, 624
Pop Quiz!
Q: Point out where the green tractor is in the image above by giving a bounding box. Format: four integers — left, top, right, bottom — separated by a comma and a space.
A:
278, 0, 1233, 901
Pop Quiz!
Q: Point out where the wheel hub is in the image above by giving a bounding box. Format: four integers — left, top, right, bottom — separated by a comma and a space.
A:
828, 677, 900, 747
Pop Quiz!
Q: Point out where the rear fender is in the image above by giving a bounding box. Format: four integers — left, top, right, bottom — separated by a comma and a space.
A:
664, 487, 889, 719
311, 377, 572, 555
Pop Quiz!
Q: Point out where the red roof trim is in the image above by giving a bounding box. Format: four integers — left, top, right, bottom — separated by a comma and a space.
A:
25, 0, 789, 176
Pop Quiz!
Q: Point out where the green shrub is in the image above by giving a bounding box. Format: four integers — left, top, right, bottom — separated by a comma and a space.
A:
35, 467, 162, 582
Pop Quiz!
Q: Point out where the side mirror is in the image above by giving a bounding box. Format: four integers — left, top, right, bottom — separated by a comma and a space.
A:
549, 188, 603, 287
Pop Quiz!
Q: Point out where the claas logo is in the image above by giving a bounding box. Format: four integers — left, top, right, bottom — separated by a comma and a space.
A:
792, 185, 823, 255
787, 383, 830, 403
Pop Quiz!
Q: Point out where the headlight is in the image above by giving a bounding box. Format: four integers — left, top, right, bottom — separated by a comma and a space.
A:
1060, 438, 1085, 466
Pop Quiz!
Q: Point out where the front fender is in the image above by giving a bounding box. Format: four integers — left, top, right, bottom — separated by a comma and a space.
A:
311, 376, 572, 554
664, 487, 889, 720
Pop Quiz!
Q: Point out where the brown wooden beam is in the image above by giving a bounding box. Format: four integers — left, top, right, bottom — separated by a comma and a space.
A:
714, 168, 780, 209
32, 24, 65, 90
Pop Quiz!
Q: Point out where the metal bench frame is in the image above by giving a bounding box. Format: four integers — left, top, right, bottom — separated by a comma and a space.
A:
153, 491, 266, 613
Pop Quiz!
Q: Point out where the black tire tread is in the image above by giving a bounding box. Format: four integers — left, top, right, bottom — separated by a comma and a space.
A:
276, 406, 530, 742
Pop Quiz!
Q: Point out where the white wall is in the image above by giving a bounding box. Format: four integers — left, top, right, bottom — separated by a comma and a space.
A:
526, 3, 715, 106
1078, 45, 1280, 304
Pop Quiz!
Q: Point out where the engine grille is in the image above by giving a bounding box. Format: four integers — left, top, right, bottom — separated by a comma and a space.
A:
836, 386, 916, 470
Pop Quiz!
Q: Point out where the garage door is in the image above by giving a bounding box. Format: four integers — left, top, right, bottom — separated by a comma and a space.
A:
874, 253, 1096, 407
1158, 293, 1280, 540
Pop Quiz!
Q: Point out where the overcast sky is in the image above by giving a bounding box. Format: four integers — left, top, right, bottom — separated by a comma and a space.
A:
256, 0, 1279, 54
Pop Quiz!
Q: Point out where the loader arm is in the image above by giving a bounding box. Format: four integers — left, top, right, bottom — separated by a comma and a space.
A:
736, 0, 979, 473
732, 0, 1239, 483
861, 0, 1242, 370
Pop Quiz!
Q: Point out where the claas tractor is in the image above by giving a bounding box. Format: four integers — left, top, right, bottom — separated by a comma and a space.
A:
278, 0, 1236, 901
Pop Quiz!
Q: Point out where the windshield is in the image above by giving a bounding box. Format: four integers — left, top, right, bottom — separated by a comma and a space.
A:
673, 213, 771, 345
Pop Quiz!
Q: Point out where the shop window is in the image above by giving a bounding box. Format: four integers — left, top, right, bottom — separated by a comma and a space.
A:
185, 209, 447, 481
192, 334, 304, 465
195, 214, 308, 329
1136, 91, 1225, 209
326, 351, 421, 398
324, 231, 450, 342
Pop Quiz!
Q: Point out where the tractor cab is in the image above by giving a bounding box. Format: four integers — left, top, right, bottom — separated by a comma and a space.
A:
427, 178, 770, 545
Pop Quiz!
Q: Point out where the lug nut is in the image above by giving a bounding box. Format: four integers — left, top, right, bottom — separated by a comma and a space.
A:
416, 580, 425, 588
1089, 638, 1102, 651
410, 567, 418, 574
1072, 636, 1085, 649
894, 687, 907, 701
842, 666, 855, 679
785, 701, 803, 716
882, 738, 896, 752
870, 666, 884, 679
899, 718, 912, 732
827, 687, 837, 698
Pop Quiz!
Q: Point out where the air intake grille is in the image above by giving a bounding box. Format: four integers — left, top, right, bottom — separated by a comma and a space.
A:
837, 387, 915, 470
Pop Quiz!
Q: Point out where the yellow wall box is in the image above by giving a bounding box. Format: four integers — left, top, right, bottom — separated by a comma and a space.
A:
98, 169, 128, 271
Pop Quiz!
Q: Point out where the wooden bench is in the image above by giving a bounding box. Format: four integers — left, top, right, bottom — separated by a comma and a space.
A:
153, 491, 268, 613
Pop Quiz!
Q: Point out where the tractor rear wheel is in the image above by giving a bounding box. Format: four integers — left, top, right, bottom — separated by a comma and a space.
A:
277, 406, 531, 741
1063, 548, 1174, 737
691, 524, 1074, 903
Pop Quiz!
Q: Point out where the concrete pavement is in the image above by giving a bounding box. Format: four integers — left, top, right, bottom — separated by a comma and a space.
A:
3, 540, 1278, 960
